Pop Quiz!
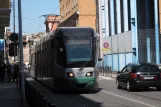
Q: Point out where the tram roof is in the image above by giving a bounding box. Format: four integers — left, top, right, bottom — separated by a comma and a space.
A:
54, 27, 96, 37
57, 27, 95, 31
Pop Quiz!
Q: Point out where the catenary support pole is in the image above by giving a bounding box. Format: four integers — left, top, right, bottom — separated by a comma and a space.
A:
18, 0, 26, 104
154, 0, 160, 64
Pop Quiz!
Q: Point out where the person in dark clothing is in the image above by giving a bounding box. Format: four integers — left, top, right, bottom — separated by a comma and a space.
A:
13, 63, 19, 82
0, 62, 6, 82
6, 64, 12, 82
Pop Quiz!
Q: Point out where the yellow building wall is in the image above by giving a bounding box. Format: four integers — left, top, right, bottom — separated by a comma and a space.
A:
78, 16, 96, 30
78, 0, 96, 15
59, 0, 96, 30
78, 0, 96, 29
0, 0, 10, 8
159, 0, 161, 33
60, 0, 79, 23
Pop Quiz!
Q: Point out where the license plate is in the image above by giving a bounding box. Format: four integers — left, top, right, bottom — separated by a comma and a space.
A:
76, 71, 84, 76
144, 77, 153, 79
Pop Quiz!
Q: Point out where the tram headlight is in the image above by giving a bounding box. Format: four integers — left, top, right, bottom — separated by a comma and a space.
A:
67, 72, 74, 78
86, 72, 93, 76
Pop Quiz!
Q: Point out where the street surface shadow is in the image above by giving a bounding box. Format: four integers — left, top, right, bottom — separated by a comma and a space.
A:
26, 78, 104, 107
54, 87, 103, 95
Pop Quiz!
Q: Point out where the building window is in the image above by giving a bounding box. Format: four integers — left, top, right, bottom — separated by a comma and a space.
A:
108, 1, 111, 36
127, 0, 131, 30
120, 0, 124, 33
114, 0, 117, 34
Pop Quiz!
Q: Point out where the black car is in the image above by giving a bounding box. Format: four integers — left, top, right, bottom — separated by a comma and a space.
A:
116, 63, 161, 91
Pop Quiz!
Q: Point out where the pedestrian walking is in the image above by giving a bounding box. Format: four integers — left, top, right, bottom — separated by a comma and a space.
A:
13, 62, 19, 82
6, 64, 12, 82
0, 62, 6, 82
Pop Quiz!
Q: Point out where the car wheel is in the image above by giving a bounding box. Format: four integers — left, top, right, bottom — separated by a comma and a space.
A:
127, 81, 132, 91
116, 79, 121, 89
156, 87, 161, 91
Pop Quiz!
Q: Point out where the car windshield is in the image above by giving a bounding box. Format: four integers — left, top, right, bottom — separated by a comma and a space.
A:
137, 65, 160, 72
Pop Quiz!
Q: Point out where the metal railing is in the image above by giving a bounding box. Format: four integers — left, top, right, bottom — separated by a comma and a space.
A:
98, 66, 112, 77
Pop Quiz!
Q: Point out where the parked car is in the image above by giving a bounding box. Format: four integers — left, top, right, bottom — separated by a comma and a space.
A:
116, 63, 161, 91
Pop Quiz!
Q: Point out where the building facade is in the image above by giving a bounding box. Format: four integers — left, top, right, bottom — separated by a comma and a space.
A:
0, 0, 10, 60
98, 0, 161, 71
45, 15, 61, 33
159, 0, 161, 34
28, 32, 46, 64
59, 0, 96, 30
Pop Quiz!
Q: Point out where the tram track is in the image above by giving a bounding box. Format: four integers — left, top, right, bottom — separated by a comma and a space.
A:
119, 88, 161, 102
100, 81, 161, 102
99, 79, 161, 107
66, 91, 130, 107
25, 72, 161, 107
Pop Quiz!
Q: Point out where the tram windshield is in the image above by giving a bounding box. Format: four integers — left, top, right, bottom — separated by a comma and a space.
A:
65, 38, 92, 65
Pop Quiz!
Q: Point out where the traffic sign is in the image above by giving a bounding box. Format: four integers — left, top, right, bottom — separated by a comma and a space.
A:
103, 42, 109, 49
0, 39, 4, 50
9, 33, 18, 42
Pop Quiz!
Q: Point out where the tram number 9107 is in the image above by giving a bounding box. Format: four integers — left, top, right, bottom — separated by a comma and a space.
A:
76, 71, 84, 76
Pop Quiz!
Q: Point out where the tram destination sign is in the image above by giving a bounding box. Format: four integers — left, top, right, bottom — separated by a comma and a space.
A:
66, 39, 90, 44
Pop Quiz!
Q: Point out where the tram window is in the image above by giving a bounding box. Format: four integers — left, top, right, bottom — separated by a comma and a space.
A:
55, 37, 65, 67
66, 39, 92, 62
57, 48, 65, 66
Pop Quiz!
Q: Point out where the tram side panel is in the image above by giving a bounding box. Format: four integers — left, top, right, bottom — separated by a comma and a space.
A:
52, 38, 66, 79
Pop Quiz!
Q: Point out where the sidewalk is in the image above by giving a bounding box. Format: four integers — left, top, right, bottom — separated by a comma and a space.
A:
111, 72, 117, 78
0, 78, 23, 107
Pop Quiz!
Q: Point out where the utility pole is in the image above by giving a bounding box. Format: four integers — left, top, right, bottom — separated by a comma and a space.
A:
13, 0, 15, 33
18, 0, 25, 104
13, 0, 16, 63
95, 0, 99, 34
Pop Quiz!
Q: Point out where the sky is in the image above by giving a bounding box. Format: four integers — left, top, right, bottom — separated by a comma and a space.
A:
9, 0, 60, 34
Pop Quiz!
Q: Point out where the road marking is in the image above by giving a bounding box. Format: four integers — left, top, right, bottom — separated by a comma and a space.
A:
101, 90, 156, 107
98, 76, 115, 81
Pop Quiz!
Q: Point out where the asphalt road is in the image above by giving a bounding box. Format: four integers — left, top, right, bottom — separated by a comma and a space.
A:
97, 76, 161, 107
53, 76, 161, 107
25, 71, 161, 107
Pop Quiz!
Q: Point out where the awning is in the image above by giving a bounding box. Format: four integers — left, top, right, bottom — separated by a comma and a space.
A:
0, 0, 10, 27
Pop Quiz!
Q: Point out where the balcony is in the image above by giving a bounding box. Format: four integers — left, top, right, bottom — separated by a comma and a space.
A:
0, 0, 10, 27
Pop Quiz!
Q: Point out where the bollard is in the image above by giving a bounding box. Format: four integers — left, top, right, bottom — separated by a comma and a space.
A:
50, 104, 56, 107
47, 100, 51, 107
29, 84, 32, 106
30, 85, 34, 107
27, 84, 31, 105
42, 97, 47, 107
40, 93, 44, 107
33, 88, 37, 107
33, 86, 37, 107
35, 90, 41, 107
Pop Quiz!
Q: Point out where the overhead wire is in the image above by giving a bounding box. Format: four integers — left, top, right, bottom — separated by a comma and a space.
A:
35, 0, 68, 33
